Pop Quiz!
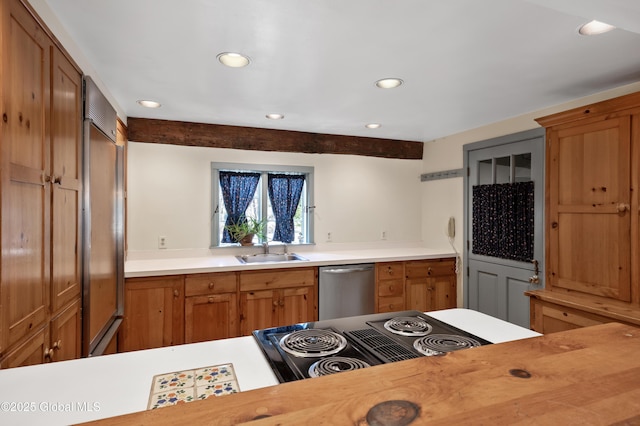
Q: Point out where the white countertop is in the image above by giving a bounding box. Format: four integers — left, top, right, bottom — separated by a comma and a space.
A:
125, 246, 456, 277
0, 309, 539, 425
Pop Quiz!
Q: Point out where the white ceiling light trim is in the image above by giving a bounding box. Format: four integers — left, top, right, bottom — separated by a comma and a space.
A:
266, 113, 284, 120
375, 78, 403, 89
137, 99, 161, 108
578, 20, 616, 35
217, 52, 251, 67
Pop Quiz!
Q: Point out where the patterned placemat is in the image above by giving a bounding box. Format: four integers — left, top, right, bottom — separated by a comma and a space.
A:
148, 363, 240, 410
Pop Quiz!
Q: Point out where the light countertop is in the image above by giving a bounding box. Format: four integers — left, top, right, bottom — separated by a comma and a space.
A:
125, 245, 457, 277
0, 308, 539, 425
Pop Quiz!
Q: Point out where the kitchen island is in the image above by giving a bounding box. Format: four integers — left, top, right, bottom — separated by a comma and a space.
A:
0, 309, 538, 425
89, 321, 640, 425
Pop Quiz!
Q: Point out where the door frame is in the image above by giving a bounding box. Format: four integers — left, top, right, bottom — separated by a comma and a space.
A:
462, 127, 545, 310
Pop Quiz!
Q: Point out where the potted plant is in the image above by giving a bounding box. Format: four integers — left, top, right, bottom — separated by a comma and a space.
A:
225, 217, 266, 246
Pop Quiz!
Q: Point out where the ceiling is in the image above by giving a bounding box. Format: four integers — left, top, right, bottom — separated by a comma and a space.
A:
43, 0, 640, 143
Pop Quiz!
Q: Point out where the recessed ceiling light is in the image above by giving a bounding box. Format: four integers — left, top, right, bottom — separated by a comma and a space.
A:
578, 20, 615, 36
217, 52, 251, 67
375, 78, 403, 89
137, 100, 161, 108
365, 123, 381, 129
266, 113, 284, 120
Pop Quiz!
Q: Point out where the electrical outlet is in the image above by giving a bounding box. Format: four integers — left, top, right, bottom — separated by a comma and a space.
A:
158, 235, 168, 249
381, 230, 387, 240
326, 232, 332, 242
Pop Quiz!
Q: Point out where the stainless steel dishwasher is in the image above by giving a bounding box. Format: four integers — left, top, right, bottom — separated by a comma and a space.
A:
318, 264, 375, 320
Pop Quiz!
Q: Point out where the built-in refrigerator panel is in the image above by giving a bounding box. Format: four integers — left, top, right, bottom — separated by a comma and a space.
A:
82, 76, 124, 356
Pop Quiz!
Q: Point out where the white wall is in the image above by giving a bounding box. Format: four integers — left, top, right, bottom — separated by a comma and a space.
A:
127, 143, 423, 253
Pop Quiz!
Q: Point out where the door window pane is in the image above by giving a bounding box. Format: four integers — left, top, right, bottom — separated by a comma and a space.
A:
478, 159, 493, 185
514, 153, 532, 182
495, 156, 511, 184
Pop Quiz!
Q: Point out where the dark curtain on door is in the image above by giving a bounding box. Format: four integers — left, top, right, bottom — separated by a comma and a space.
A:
219, 171, 261, 243
472, 181, 534, 262
268, 173, 305, 243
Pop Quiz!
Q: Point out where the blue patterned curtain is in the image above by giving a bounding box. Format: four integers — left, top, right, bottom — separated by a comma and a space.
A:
268, 173, 305, 243
472, 181, 534, 262
220, 171, 260, 243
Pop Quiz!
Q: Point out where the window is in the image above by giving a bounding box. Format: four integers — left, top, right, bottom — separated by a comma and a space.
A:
211, 163, 314, 247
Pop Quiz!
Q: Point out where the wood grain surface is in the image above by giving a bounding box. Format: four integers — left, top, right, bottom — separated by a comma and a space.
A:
128, 117, 424, 160
84, 323, 640, 425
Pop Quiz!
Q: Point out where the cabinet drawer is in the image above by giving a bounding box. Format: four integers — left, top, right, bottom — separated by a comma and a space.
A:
405, 259, 455, 278
377, 296, 405, 313
185, 272, 237, 296
377, 279, 404, 297
240, 268, 316, 292
376, 262, 404, 280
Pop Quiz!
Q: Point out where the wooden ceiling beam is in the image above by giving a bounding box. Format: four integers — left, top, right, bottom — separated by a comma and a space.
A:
127, 118, 424, 160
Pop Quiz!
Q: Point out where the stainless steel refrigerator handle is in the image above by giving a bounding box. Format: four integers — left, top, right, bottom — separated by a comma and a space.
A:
322, 267, 373, 274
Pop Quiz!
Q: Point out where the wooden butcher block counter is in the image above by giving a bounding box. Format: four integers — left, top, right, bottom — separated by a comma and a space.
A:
87, 323, 640, 425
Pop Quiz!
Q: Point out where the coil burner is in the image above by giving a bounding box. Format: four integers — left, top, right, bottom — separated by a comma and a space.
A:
413, 334, 482, 356
383, 316, 433, 337
279, 329, 347, 358
308, 356, 371, 377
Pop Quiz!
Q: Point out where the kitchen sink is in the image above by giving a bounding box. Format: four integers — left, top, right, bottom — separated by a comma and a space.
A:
236, 253, 308, 264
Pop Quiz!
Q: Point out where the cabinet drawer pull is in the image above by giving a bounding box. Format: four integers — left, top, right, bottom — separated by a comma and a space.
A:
389, 304, 394, 310
388, 285, 394, 291
208, 282, 215, 289
208, 297, 214, 303
387, 267, 393, 275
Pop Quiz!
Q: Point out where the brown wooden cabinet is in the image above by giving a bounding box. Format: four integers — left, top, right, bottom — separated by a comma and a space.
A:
375, 262, 406, 313
375, 258, 456, 313
0, 0, 83, 368
405, 259, 457, 312
184, 272, 238, 343
119, 276, 185, 352
527, 91, 640, 333
239, 267, 317, 335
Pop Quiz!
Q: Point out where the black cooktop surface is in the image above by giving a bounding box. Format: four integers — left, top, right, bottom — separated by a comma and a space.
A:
252, 310, 491, 383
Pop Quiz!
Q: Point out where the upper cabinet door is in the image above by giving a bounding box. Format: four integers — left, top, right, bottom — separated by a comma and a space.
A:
50, 46, 83, 313
1, 0, 53, 350
548, 116, 632, 302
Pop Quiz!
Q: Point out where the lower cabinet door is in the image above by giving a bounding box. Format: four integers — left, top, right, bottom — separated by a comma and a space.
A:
185, 293, 238, 343
120, 276, 184, 352
0, 327, 48, 369
239, 290, 279, 336
50, 299, 82, 362
280, 286, 316, 326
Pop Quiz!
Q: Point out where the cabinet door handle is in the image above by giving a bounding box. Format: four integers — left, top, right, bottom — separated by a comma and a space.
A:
52, 340, 62, 350
173, 289, 179, 297
617, 203, 630, 213
44, 348, 54, 359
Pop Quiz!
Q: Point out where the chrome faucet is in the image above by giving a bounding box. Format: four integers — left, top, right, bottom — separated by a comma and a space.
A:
262, 241, 269, 254
283, 244, 288, 254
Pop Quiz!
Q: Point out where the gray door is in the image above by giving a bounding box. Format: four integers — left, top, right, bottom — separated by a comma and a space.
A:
463, 128, 544, 328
